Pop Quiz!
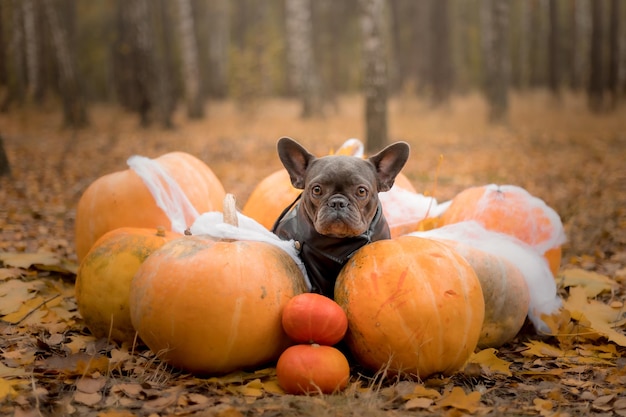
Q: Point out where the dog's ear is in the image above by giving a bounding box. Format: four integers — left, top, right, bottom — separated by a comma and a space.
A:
368, 141, 410, 192
277, 137, 316, 189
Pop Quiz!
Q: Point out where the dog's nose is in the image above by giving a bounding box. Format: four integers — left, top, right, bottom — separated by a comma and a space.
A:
327, 196, 349, 209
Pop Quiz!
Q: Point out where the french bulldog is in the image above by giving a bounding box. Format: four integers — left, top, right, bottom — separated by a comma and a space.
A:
272, 137, 410, 297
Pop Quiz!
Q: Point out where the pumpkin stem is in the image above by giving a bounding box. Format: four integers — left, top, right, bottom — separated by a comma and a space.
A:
156, 226, 166, 237
223, 194, 239, 227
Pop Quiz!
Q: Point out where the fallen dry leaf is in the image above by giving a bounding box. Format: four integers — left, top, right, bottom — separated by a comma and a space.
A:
564, 286, 626, 346
436, 387, 482, 414
560, 268, 618, 297
0, 252, 60, 269
467, 348, 512, 376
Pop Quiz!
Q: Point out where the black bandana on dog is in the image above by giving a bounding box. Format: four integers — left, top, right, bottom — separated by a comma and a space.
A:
273, 194, 390, 297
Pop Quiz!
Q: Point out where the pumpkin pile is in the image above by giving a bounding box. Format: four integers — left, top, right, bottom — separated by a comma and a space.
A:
276, 293, 350, 394
74, 146, 567, 385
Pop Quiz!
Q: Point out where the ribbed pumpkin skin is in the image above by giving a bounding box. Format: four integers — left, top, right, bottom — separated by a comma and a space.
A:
334, 236, 484, 378
129, 235, 308, 375
440, 185, 564, 276
438, 240, 530, 348
242, 170, 301, 230
75, 227, 179, 343
75, 152, 225, 261
276, 344, 350, 394
281, 293, 348, 345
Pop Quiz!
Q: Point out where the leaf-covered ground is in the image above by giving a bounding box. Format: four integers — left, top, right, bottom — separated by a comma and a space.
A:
1, 92, 625, 416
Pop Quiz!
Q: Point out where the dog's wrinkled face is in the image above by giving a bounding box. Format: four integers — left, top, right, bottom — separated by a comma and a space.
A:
277, 137, 410, 238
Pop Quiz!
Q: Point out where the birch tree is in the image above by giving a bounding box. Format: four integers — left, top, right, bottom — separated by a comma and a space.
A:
285, 0, 323, 117
176, 0, 204, 118
360, 0, 388, 152
207, 0, 230, 98
482, 0, 510, 123
41, 0, 87, 126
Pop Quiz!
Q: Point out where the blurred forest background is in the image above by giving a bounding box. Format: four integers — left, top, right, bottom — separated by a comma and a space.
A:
0, 0, 624, 151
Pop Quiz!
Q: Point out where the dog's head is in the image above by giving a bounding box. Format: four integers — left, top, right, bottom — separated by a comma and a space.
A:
277, 137, 410, 238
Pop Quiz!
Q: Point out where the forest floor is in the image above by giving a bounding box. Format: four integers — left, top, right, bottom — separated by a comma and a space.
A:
0, 92, 625, 416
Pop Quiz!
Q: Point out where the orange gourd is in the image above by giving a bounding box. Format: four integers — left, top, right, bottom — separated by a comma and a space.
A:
242, 169, 301, 229
75, 227, 180, 343
334, 236, 484, 378
276, 344, 350, 394
440, 184, 565, 276
75, 152, 225, 261
281, 293, 348, 345
129, 196, 308, 375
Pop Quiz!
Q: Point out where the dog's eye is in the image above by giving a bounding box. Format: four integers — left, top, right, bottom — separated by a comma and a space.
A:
357, 187, 368, 198
311, 185, 322, 196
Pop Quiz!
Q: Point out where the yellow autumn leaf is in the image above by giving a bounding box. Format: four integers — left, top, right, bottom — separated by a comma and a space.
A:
564, 286, 626, 347
435, 387, 482, 413
404, 397, 433, 410
467, 348, 512, 376
534, 398, 553, 416
0, 251, 59, 269
403, 384, 442, 400
0, 279, 41, 316
1, 295, 45, 324
0, 378, 18, 401
522, 340, 566, 358
0, 362, 26, 378
261, 379, 285, 395
560, 268, 618, 297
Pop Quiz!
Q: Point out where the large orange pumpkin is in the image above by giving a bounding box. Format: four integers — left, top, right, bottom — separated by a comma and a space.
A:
434, 239, 529, 348
440, 184, 565, 276
281, 293, 348, 345
75, 152, 225, 261
129, 196, 308, 374
75, 227, 180, 343
334, 236, 484, 378
276, 344, 350, 394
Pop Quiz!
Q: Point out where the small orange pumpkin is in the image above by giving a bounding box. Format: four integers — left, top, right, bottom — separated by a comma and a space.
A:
129, 196, 308, 374
334, 236, 484, 378
276, 344, 350, 394
440, 184, 565, 276
75, 227, 180, 343
281, 293, 348, 345
75, 152, 225, 261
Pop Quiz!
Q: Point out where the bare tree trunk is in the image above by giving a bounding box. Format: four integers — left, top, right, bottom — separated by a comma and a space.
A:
22, 0, 40, 101
176, 0, 204, 119
429, 0, 452, 106
482, 0, 510, 123
1, 0, 26, 111
548, 0, 560, 97
516, 0, 531, 90
154, 0, 176, 128
0, 3, 6, 88
129, 0, 157, 127
286, 0, 323, 117
41, 0, 87, 127
608, 0, 621, 108
0, 135, 10, 178
529, 0, 547, 88
207, 0, 230, 98
588, 0, 605, 112
360, 0, 388, 152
